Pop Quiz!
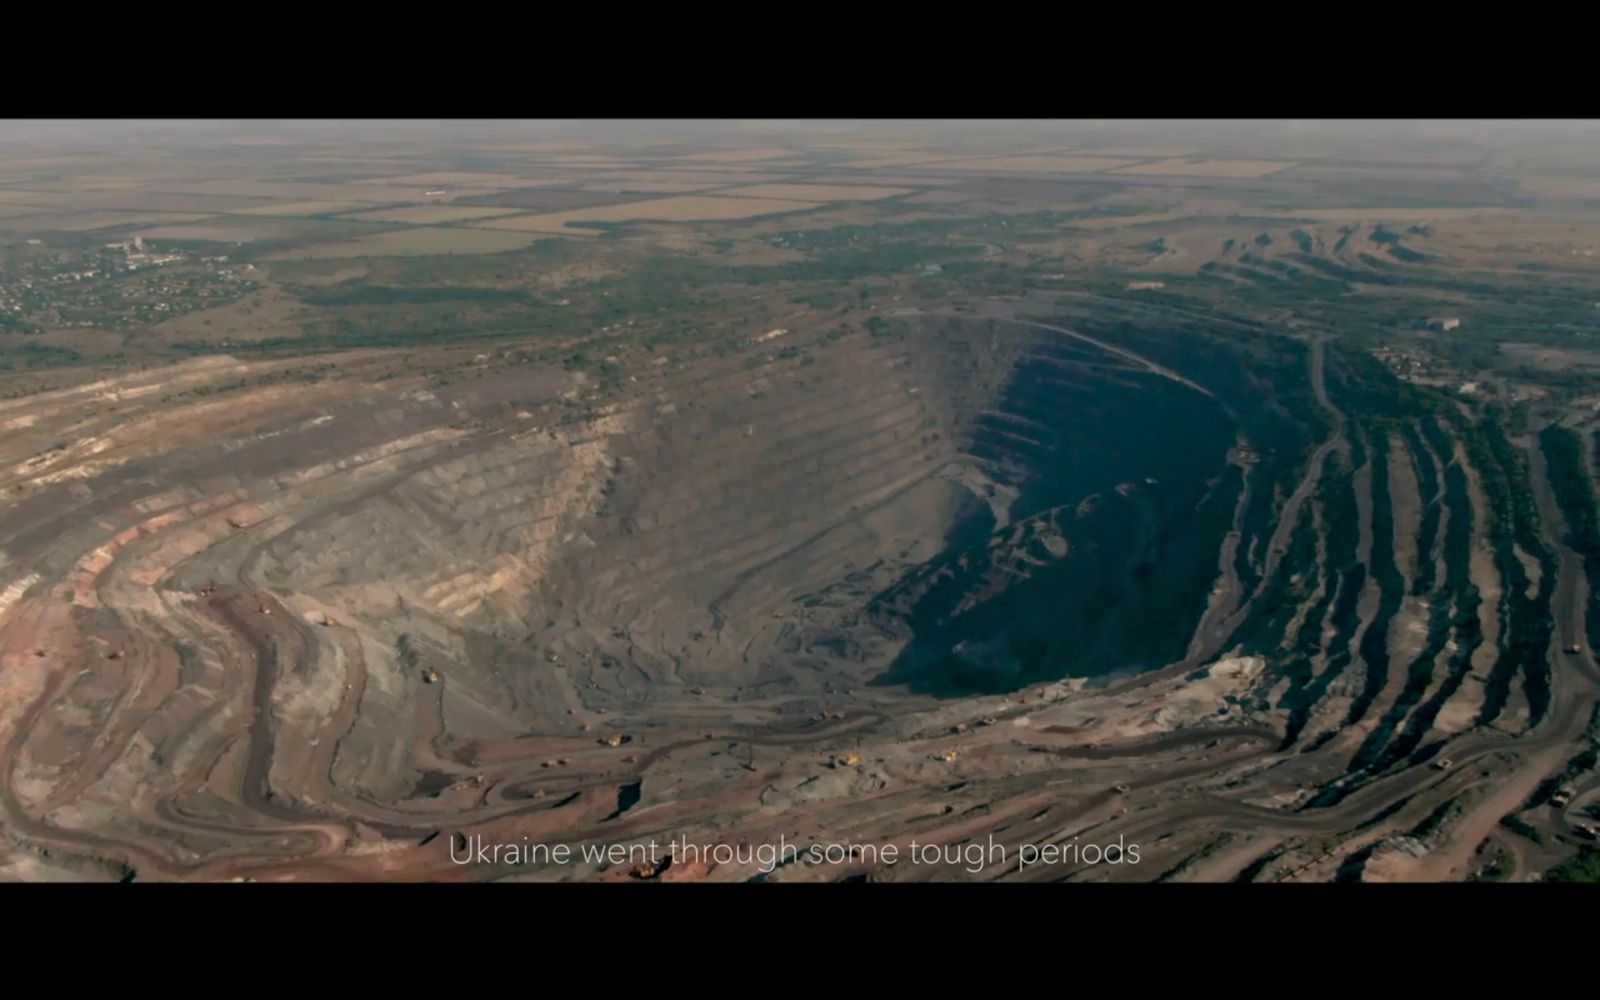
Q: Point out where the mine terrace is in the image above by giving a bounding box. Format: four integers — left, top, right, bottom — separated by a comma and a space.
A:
2, 120, 1600, 884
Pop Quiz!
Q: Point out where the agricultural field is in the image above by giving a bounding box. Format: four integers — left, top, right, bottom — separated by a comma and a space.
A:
166, 179, 509, 203
1079, 145, 1201, 158
669, 146, 799, 162
577, 179, 723, 194
278, 226, 549, 258
1111, 158, 1296, 178
15, 210, 215, 231
942, 154, 1145, 173
230, 200, 376, 217
714, 183, 916, 201
336, 204, 527, 225
368, 171, 567, 188
469, 195, 828, 231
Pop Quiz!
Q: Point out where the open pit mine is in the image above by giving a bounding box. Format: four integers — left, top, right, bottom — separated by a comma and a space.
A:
2, 301, 1597, 884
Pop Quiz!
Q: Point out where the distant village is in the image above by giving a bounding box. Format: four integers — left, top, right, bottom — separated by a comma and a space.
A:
0, 236, 255, 332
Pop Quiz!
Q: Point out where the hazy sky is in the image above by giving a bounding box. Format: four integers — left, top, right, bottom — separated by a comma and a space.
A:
4, 119, 1598, 155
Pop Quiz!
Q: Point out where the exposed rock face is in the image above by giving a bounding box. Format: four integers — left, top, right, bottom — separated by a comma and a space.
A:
1148, 657, 1268, 730
0, 310, 1343, 883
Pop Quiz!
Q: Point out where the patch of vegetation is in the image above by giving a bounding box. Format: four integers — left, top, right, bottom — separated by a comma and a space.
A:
1500, 813, 1548, 846
1410, 796, 1465, 839
291, 284, 544, 308
1545, 848, 1600, 882
0, 342, 85, 371
1469, 853, 1511, 882
1326, 345, 1433, 424
395, 633, 420, 672
1386, 243, 1432, 263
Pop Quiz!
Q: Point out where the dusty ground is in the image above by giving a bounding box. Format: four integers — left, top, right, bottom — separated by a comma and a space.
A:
6, 123, 1600, 883
2, 295, 1594, 884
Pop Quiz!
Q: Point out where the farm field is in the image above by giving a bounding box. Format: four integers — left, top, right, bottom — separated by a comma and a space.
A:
336, 204, 528, 225
369, 172, 566, 188
669, 146, 800, 162
165, 179, 507, 203
1110, 158, 1296, 178
230, 200, 376, 217
1080, 145, 1201, 157
275, 225, 549, 257
941, 154, 1145, 173
716, 183, 916, 201
469, 194, 825, 231
577, 179, 722, 194
17, 210, 215, 231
